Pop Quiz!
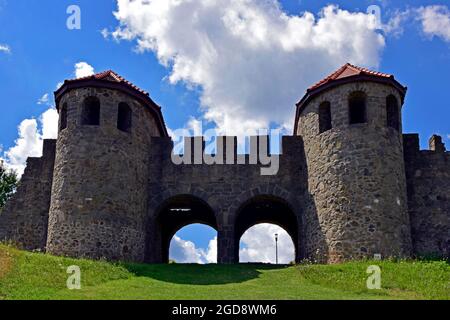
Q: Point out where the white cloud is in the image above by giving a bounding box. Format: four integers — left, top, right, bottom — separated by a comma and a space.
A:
381, 9, 410, 37
170, 236, 207, 264
37, 93, 50, 105
170, 235, 217, 264
1, 108, 59, 176
169, 224, 295, 264
41, 108, 59, 139
240, 224, 295, 264
168, 116, 204, 139
0, 44, 11, 54
1, 62, 93, 176
2, 119, 43, 175
108, 0, 386, 136
74, 61, 95, 78
417, 5, 450, 42
204, 236, 217, 263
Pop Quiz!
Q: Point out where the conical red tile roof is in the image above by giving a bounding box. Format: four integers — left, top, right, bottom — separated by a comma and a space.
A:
308, 63, 394, 91
294, 63, 407, 134
55, 70, 168, 137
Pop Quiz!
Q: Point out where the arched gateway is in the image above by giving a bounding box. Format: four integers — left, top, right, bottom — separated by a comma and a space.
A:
1, 65, 448, 263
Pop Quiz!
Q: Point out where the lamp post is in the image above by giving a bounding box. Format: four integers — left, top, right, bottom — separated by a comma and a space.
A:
274, 233, 279, 265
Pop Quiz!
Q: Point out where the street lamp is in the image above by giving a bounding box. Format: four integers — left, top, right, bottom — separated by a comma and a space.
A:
274, 233, 279, 265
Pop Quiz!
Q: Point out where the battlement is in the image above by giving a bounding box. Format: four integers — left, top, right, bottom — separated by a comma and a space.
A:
148, 135, 305, 177
403, 133, 448, 155
0, 139, 56, 250
403, 134, 449, 258
152, 135, 303, 161
2, 65, 448, 264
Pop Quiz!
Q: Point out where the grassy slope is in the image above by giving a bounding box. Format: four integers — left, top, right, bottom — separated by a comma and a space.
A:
0, 245, 448, 300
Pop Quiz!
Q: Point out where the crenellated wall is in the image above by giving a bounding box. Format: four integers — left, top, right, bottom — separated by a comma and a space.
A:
0, 139, 56, 250
145, 135, 308, 263
0, 72, 448, 264
403, 134, 450, 258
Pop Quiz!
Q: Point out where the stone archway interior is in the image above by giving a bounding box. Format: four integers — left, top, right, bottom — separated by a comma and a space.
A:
169, 223, 218, 264
156, 195, 217, 263
239, 223, 296, 264
234, 196, 299, 263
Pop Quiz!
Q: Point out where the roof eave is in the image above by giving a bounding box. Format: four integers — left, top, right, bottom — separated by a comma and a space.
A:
54, 79, 169, 137
293, 75, 408, 135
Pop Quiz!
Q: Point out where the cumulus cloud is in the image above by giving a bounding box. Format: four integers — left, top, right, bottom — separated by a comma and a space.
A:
107, 0, 386, 136
74, 61, 95, 78
170, 236, 207, 263
240, 224, 295, 264
37, 93, 50, 105
170, 224, 295, 264
1, 108, 58, 176
204, 236, 218, 263
40, 108, 59, 139
381, 9, 410, 37
0, 44, 11, 54
2, 119, 43, 175
1, 62, 94, 176
170, 236, 217, 264
417, 5, 450, 42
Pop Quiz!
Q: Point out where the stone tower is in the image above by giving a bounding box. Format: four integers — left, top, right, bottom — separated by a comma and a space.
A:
1, 64, 447, 264
295, 64, 413, 263
46, 71, 168, 262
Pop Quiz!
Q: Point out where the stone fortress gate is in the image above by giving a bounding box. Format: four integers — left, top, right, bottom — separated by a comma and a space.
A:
0, 64, 448, 264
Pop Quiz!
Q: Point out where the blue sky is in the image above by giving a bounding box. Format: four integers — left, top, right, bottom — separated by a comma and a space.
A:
0, 0, 449, 263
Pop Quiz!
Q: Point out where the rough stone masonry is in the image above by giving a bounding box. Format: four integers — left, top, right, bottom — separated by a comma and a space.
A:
0, 64, 448, 264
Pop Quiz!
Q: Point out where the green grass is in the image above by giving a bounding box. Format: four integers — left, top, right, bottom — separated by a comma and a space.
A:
0, 245, 448, 300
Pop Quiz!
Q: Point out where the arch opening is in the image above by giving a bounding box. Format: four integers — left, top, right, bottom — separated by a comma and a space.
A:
169, 224, 217, 264
149, 195, 217, 264
117, 102, 132, 133
348, 91, 367, 124
60, 103, 68, 131
234, 196, 299, 264
386, 95, 400, 131
81, 96, 100, 126
319, 101, 332, 133
240, 223, 295, 264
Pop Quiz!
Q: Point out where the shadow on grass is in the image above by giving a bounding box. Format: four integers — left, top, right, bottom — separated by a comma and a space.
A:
121, 263, 289, 285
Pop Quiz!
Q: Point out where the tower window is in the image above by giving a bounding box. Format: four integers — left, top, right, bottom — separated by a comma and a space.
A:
319, 101, 332, 133
81, 97, 100, 126
60, 103, 68, 131
348, 91, 367, 124
117, 102, 132, 133
386, 95, 400, 131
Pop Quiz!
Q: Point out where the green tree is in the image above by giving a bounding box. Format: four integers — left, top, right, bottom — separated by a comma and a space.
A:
0, 161, 18, 210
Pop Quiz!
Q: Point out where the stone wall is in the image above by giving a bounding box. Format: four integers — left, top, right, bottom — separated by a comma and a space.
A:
46, 87, 161, 262
403, 134, 449, 258
145, 135, 307, 263
296, 81, 412, 263
0, 139, 56, 250
1, 81, 448, 264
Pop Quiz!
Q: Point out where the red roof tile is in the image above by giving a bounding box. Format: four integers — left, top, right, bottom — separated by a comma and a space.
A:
64, 70, 150, 96
308, 63, 394, 91
293, 63, 407, 135
55, 70, 169, 137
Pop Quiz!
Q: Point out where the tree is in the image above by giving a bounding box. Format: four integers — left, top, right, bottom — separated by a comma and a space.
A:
0, 161, 18, 210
